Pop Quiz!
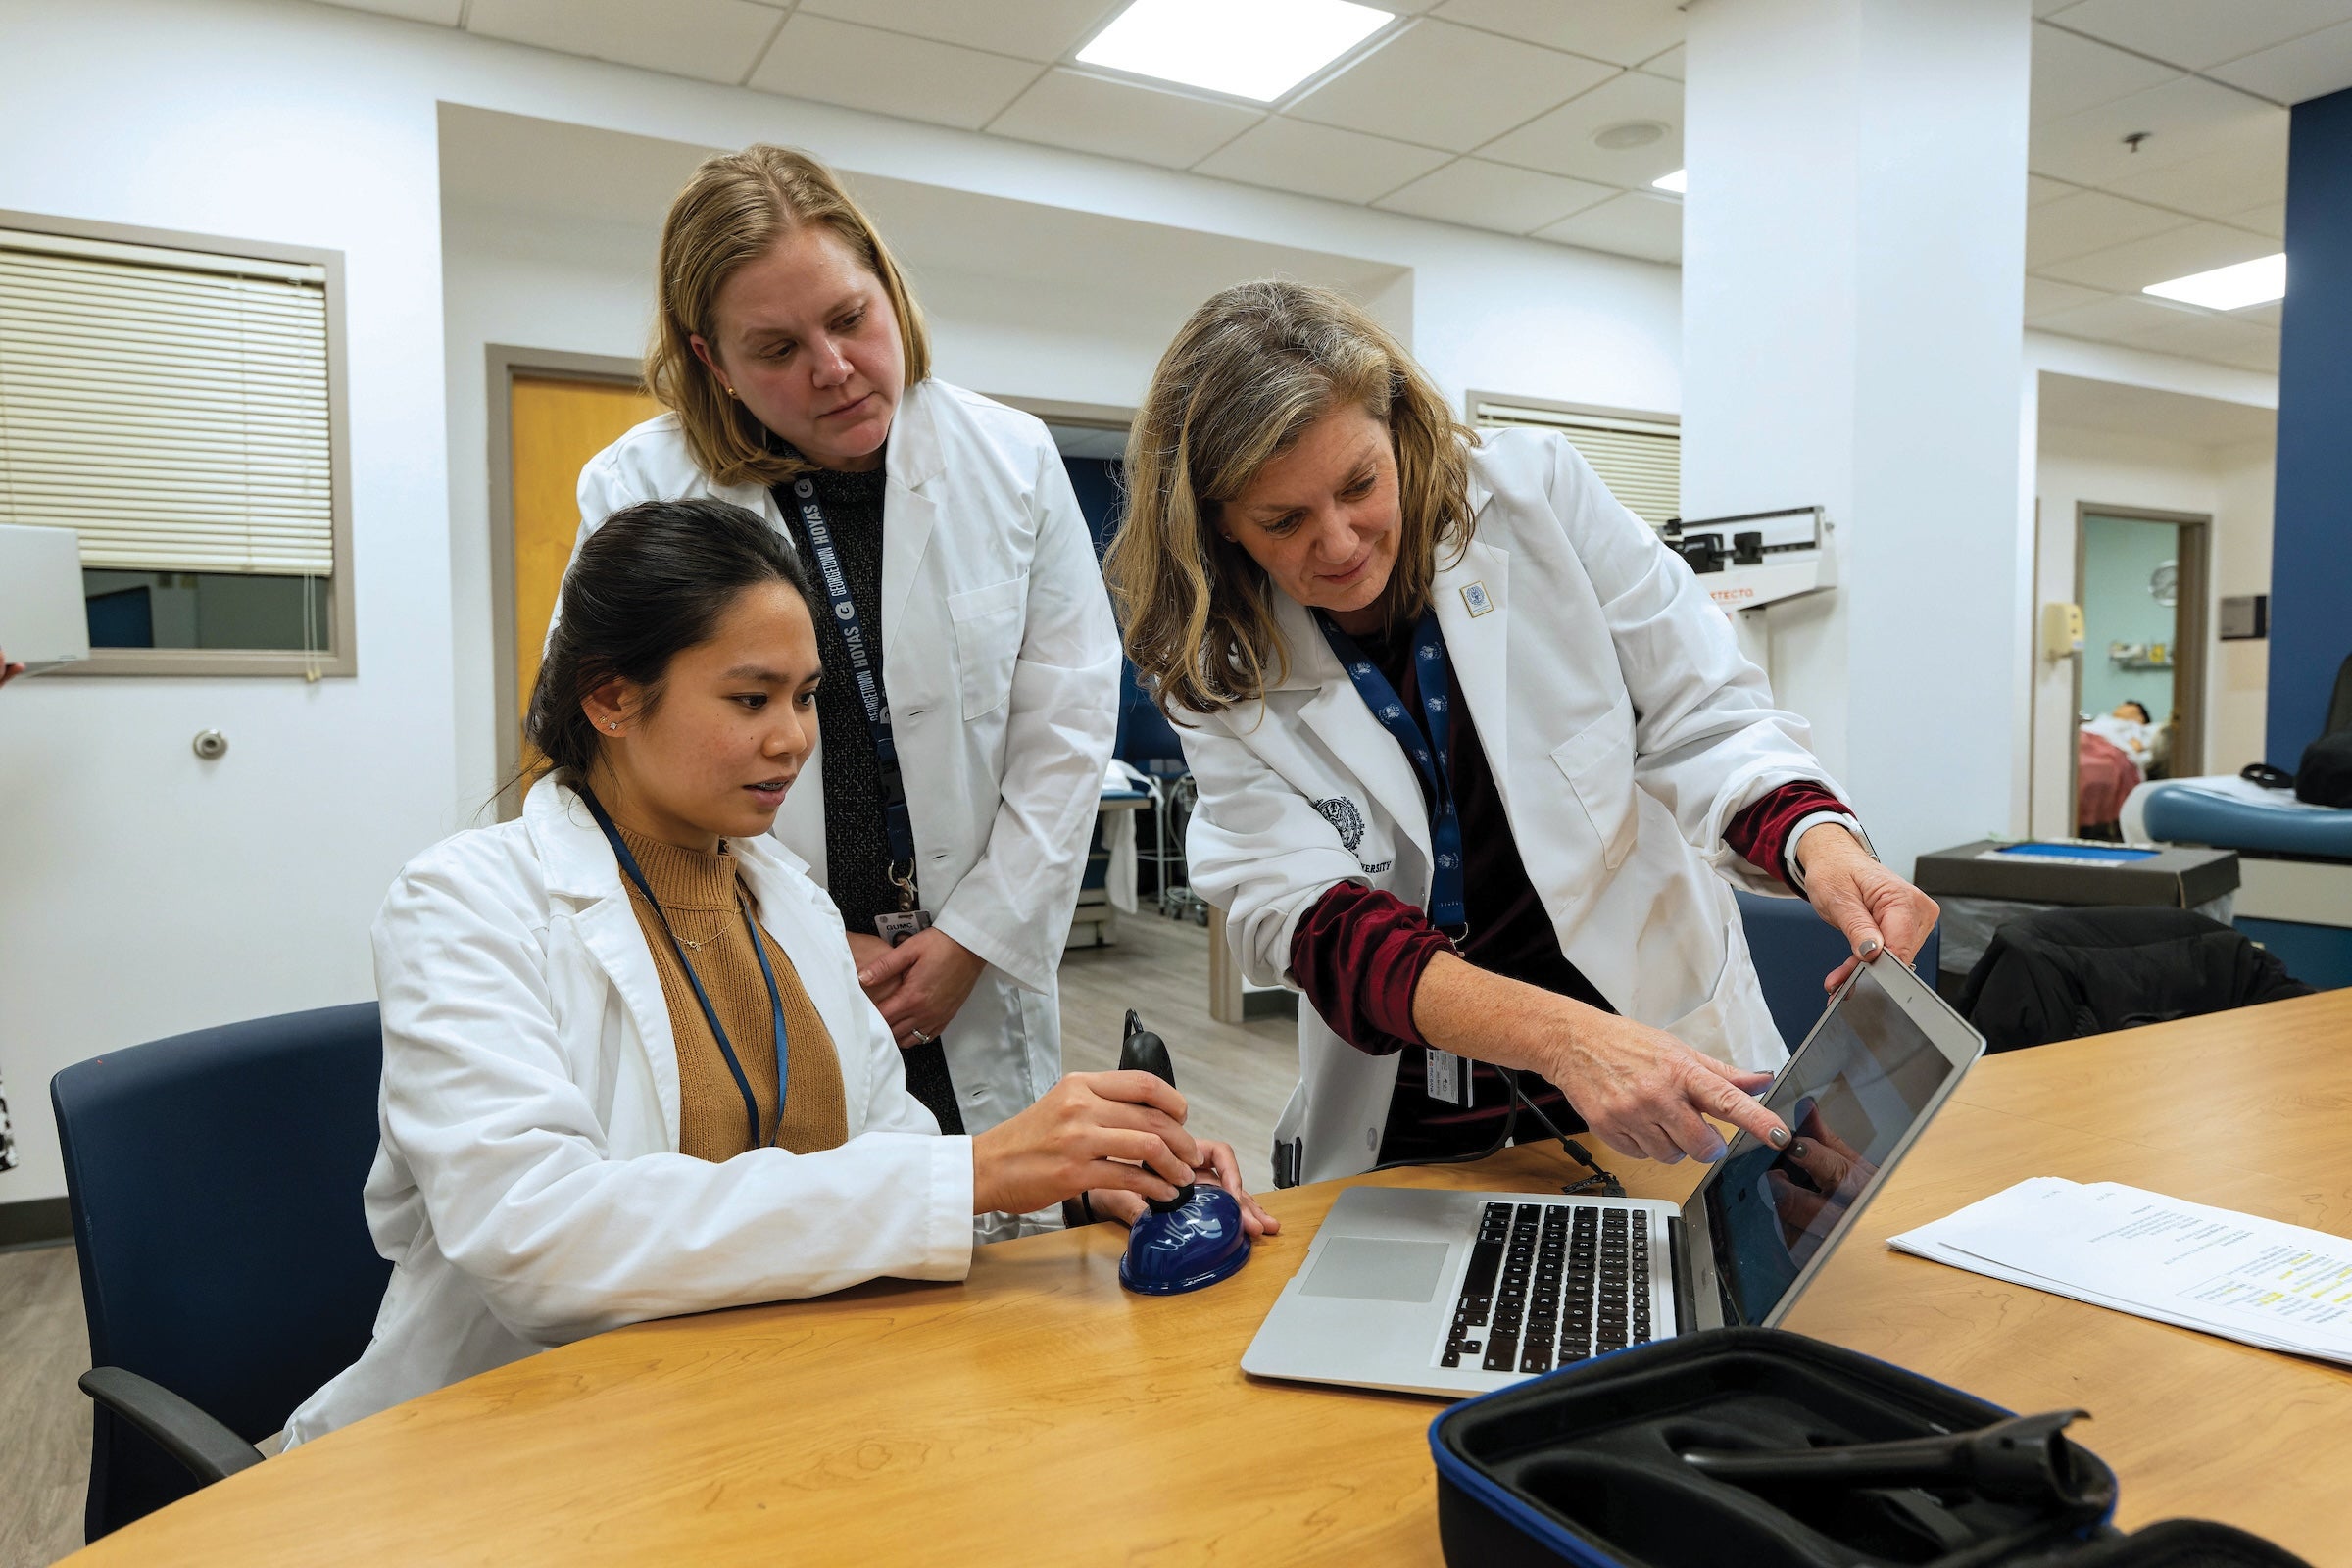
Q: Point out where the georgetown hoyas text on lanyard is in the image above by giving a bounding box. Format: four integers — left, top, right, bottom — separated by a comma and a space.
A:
787, 475, 931, 946
1317, 606, 1477, 1108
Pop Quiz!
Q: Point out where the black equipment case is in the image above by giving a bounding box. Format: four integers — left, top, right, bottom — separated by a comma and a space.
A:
1429, 1328, 2309, 1568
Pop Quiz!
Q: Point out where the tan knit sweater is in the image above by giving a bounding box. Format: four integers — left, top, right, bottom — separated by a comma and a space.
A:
616, 827, 850, 1161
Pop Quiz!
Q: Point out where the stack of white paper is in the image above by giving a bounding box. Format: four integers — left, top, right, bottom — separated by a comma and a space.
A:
1890, 1178, 2352, 1365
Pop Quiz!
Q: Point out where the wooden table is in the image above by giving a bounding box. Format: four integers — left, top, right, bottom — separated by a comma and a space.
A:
72, 992, 2352, 1566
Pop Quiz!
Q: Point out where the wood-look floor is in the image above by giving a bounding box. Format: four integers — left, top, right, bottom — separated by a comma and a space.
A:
0, 1242, 87, 1568
0, 912, 1286, 1568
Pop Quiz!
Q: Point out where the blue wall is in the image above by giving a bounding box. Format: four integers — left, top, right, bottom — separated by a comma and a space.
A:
2268, 85, 2352, 765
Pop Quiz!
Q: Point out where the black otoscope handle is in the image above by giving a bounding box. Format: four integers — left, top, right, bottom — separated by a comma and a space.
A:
1683, 1409, 2110, 1510
1118, 1010, 1192, 1213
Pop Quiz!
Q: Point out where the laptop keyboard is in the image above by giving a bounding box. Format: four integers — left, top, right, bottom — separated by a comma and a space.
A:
1442, 1201, 1655, 1374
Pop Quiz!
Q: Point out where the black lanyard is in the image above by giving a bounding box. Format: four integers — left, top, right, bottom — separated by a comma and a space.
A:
582, 789, 787, 1151
1316, 608, 1467, 938
779, 474, 919, 912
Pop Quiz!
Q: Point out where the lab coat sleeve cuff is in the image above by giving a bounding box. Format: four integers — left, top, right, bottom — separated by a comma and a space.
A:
930, 1135, 978, 1279
930, 905, 1048, 996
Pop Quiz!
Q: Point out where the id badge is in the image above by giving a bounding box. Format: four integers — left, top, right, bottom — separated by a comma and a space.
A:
875, 908, 934, 947
1423, 1048, 1473, 1108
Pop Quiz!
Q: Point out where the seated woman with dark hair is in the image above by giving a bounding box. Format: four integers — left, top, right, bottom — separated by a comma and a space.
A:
285, 497, 1270, 1443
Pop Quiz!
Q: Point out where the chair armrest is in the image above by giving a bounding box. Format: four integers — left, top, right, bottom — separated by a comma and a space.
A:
79, 1367, 266, 1485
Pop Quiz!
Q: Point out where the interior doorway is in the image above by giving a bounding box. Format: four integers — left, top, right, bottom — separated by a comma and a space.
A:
2072, 503, 2211, 836
487, 347, 662, 818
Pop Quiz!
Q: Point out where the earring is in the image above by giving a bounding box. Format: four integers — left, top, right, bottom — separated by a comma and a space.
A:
606, 720, 618, 731
724, 384, 740, 400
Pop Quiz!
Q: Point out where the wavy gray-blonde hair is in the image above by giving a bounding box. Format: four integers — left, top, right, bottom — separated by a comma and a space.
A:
1104, 279, 1476, 719
647, 144, 931, 489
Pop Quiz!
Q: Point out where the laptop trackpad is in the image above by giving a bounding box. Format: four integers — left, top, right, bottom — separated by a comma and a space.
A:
1301, 1237, 1449, 1302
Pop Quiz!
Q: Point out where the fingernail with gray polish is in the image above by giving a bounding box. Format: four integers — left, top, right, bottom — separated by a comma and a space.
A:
1768, 1126, 1790, 1147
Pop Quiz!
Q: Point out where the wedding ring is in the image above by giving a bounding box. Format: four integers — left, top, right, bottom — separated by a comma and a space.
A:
910, 1028, 933, 1045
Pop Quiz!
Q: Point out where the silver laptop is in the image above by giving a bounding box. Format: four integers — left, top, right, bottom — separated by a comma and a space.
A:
1243, 951, 1984, 1397
0, 523, 90, 674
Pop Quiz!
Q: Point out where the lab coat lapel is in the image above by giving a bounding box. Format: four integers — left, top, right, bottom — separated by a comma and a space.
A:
525, 778, 684, 1150
1275, 594, 1434, 869
1432, 535, 1512, 785
881, 383, 944, 661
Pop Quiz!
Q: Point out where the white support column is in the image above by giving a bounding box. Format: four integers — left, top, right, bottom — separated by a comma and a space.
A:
1680, 0, 2033, 876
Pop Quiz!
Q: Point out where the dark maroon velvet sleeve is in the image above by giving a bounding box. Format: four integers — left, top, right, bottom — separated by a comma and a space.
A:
1287, 882, 1454, 1056
1724, 781, 1856, 887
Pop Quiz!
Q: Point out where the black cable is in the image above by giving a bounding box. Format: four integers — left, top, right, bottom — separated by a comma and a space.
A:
1364, 1064, 1625, 1199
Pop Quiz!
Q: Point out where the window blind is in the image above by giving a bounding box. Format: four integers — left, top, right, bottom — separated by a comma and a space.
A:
1473, 400, 1680, 530
0, 227, 332, 576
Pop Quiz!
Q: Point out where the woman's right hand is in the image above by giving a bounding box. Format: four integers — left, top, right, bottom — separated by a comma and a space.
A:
969, 1070, 1200, 1217
0, 649, 24, 689
1544, 1008, 1788, 1166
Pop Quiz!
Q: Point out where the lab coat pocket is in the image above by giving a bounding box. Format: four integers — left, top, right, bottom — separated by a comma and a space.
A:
1549, 699, 1639, 872
948, 575, 1026, 720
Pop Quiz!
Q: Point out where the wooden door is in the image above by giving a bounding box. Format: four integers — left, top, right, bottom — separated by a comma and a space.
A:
509, 374, 664, 734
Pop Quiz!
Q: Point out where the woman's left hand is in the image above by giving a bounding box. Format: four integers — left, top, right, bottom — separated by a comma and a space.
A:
1795, 824, 1941, 992
1085, 1138, 1283, 1239
861, 927, 989, 1047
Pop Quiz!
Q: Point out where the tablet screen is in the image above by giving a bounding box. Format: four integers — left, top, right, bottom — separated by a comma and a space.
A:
1697, 962, 1958, 1326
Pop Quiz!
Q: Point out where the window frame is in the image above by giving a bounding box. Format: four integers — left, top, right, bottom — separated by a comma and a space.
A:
0, 208, 355, 677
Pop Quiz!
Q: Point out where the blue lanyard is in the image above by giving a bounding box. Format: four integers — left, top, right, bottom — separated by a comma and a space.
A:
780, 475, 919, 911
1316, 608, 1466, 938
582, 790, 788, 1152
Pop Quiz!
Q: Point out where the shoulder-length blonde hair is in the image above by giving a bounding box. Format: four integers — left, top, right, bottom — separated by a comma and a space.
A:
1104, 279, 1476, 719
647, 144, 931, 488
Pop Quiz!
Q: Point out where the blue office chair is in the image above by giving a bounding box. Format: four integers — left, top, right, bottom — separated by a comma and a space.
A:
50, 1003, 390, 1542
1735, 890, 1942, 1051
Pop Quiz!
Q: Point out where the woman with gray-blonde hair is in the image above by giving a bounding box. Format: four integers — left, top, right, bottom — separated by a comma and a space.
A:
564, 146, 1125, 1234
1106, 280, 1940, 1187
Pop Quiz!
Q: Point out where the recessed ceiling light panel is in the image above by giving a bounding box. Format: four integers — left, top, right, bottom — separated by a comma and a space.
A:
2142, 253, 2284, 312
1076, 0, 1394, 104
1651, 168, 1688, 194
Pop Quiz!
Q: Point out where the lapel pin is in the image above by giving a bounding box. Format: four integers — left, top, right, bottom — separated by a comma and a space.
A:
1460, 581, 1494, 617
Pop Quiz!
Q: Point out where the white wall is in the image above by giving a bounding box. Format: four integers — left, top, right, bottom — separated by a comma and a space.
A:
0, 0, 1684, 1205
2027, 424, 2274, 836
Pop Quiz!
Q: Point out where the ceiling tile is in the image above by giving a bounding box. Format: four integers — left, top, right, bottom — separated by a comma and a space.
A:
797, 0, 1114, 63
2030, 24, 2179, 123
315, 0, 462, 22
2029, 174, 2079, 206
1642, 43, 1685, 81
1194, 117, 1451, 205
466, 0, 783, 84
2208, 18, 2352, 104
2029, 75, 2287, 185
2240, 300, 2285, 327
1426, 0, 1683, 69
2130, 312, 2283, 371
2024, 276, 2113, 320
2030, 291, 2213, 345
1482, 69, 1682, 187
2103, 136, 2288, 221
1375, 158, 1615, 234
749, 14, 1038, 131
2035, 220, 2279, 292
2230, 200, 2287, 237
2040, 0, 2352, 71
1533, 189, 1680, 263
2026, 189, 2192, 268
1287, 20, 1619, 154
988, 69, 1263, 170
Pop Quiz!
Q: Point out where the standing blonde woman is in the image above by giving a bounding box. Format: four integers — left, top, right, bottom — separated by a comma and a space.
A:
1105, 281, 1939, 1186
567, 146, 1119, 1200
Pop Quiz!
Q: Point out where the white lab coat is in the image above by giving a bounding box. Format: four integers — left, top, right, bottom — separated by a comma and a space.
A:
284, 777, 972, 1445
568, 380, 1122, 1148
1182, 429, 1851, 1186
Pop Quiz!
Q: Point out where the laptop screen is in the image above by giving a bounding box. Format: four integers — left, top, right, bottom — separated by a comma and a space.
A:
1691, 961, 1958, 1326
